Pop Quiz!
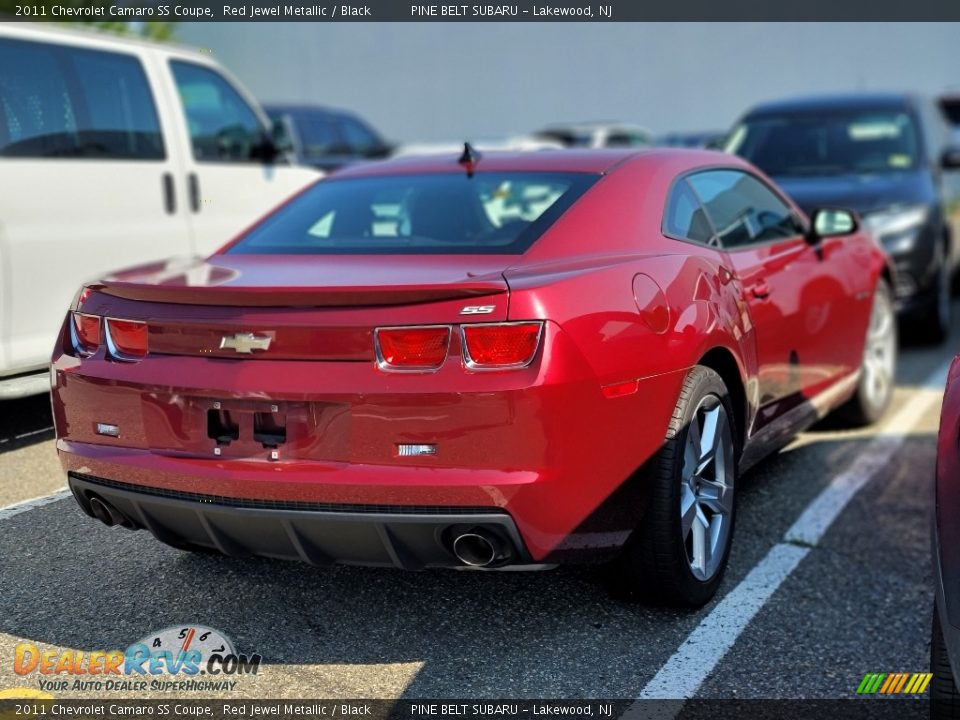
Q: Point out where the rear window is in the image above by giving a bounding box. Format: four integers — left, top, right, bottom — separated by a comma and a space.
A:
228, 172, 597, 255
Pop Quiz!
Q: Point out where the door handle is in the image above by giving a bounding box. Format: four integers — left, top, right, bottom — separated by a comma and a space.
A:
750, 280, 771, 300
161, 173, 176, 214
187, 173, 201, 213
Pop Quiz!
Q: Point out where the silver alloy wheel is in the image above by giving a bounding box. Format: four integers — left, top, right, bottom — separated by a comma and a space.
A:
862, 285, 896, 411
680, 396, 735, 581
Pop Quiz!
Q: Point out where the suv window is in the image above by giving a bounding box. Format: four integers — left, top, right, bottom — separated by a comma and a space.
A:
0, 38, 163, 160
687, 170, 803, 249
337, 116, 380, 155
294, 113, 340, 157
170, 61, 265, 163
664, 180, 714, 245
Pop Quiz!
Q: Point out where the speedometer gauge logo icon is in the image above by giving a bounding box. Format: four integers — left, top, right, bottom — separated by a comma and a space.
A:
137, 626, 236, 662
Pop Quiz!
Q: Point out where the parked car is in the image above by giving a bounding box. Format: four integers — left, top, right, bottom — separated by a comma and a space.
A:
656, 131, 726, 149
533, 122, 653, 148
264, 104, 392, 172
933, 354, 960, 714
53, 148, 895, 607
726, 93, 960, 342
0, 24, 321, 400
391, 135, 564, 157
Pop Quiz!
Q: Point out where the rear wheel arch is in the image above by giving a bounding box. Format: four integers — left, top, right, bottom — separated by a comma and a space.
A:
697, 347, 747, 454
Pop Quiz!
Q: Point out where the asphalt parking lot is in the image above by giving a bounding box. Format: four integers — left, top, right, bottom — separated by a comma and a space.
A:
0, 311, 954, 702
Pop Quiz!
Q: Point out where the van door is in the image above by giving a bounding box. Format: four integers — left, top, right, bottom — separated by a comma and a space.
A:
0, 33, 193, 375
156, 55, 321, 254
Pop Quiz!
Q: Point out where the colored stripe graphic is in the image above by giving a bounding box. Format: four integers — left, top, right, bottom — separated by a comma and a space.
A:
879, 674, 897, 694
893, 673, 909, 693
856, 672, 931, 694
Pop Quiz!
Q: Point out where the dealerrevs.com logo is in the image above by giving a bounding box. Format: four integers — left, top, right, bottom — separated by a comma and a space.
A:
13, 625, 261, 693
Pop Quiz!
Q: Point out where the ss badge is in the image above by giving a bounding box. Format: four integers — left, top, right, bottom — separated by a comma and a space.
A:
459, 305, 496, 315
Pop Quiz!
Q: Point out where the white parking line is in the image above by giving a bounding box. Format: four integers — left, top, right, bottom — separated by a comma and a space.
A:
14, 426, 54, 440
0, 425, 55, 446
635, 360, 952, 702
0, 489, 71, 521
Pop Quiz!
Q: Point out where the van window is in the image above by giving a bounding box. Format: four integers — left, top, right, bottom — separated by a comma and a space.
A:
0, 38, 163, 160
170, 61, 265, 163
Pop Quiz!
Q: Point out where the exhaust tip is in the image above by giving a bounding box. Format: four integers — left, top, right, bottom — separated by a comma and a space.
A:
452, 532, 498, 567
87, 495, 130, 528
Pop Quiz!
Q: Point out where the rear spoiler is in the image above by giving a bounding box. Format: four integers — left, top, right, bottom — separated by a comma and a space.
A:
93, 282, 508, 308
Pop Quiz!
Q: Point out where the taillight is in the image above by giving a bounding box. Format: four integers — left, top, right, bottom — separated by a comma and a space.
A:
375, 326, 450, 371
105, 318, 148, 361
461, 322, 543, 369
71, 312, 101, 356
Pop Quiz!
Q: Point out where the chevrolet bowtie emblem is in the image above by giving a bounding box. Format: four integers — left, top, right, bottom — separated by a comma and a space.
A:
219, 332, 272, 354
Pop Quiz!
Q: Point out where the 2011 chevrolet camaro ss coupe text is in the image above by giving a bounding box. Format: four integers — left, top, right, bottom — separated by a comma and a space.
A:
52, 148, 897, 606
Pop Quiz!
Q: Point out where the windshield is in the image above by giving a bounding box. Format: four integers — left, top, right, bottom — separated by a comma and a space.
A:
228, 171, 597, 255
725, 110, 921, 176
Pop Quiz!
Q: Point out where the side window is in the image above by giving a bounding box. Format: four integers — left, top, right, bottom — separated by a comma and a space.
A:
606, 131, 649, 148
170, 61, 264, 163
337, 116, 380, 155
663, 180, 714, 245
687, 170, 803, 249
0, 38, 163, 160
297, 113, 340, 156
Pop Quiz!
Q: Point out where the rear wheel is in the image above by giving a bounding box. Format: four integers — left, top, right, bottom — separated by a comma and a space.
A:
837, 279, 896, 426
610, 366, 737, 607
932, 605, 960, 718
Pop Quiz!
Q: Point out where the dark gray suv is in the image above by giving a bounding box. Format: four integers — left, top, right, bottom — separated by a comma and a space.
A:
727, 93, 960, 342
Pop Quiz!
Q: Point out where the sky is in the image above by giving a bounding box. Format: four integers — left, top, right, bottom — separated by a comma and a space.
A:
177, 22, 960, 143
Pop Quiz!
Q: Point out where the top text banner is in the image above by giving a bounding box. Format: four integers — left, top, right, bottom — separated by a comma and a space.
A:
6, 0, 960, 21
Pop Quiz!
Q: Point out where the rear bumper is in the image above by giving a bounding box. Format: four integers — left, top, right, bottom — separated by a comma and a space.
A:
53, 320, 688, 562
68, 472, 533, 569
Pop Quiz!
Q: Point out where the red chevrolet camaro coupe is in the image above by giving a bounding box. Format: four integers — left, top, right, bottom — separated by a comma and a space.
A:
52, 148, 896, 606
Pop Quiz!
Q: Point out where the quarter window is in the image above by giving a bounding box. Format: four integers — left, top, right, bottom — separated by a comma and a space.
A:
664, 180, 714, 245
170, 61, 265, 163
0, 38, 163, 160
687, 170, 803, 249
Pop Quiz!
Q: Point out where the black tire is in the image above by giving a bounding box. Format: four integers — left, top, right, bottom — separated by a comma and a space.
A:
932, 605, 960, 718
609, 366, 738, 607
919, 243, 951, 345
836, 279, 897, 427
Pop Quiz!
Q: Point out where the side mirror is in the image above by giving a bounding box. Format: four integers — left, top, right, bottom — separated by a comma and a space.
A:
942, 146, 960, 169
809, 208, 858, 242
270, 118, 294, 155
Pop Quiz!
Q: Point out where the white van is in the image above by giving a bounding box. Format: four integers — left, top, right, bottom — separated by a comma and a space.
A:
0, 24, 321, 398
